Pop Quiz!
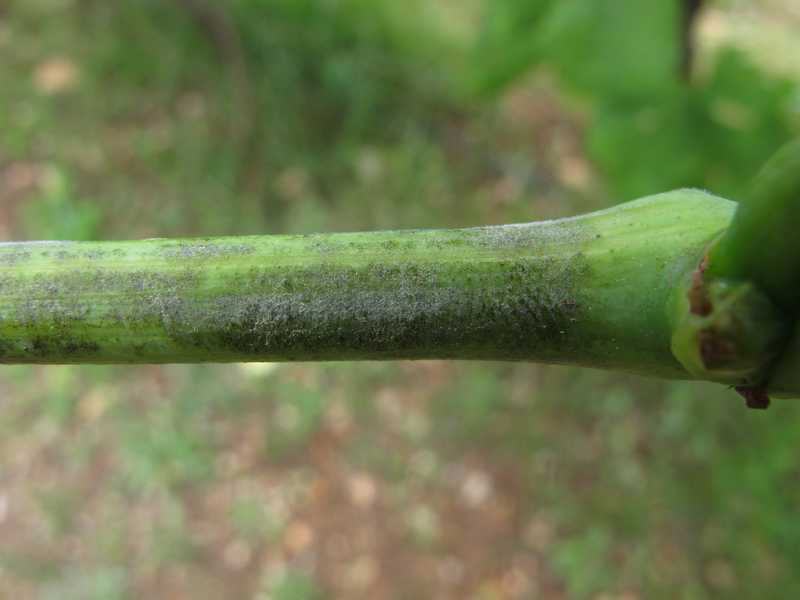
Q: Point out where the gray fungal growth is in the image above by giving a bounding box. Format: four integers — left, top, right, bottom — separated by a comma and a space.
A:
166, 255, 589, 361
157, 242, 256, 260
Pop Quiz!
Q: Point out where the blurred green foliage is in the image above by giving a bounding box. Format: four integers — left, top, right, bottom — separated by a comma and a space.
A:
41, 567, 128, 600
22, 167, 103, 240
474, 0, 680, 99
474, 0, 799, 200
269, 570, 324, 600
1, 0, 800, 598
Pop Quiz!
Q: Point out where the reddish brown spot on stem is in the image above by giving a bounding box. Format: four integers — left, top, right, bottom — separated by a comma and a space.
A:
735, 386, 770, 410
688, 254, 712, 316
698, 329, 736, 370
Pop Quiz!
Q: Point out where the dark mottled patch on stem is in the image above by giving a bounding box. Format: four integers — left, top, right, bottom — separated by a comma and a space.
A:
29, 336, 101, 358
165, 255, 589, 360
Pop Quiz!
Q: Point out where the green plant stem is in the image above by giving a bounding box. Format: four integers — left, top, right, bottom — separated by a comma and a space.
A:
707, 138, 800, 311
0, 190, 735, 379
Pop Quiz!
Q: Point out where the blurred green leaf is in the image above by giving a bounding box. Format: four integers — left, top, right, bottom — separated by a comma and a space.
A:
42, 567, 128, 600
22, 167, 102, 240
552, 527, 613, 598
269, 571, 325, 600
474, 0, 679, 99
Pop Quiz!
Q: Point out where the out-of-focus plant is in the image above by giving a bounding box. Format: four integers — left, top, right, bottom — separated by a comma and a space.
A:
472, 0, 799, 200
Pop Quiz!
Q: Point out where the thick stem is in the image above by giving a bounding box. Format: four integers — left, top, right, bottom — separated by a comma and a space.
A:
0, 190, 732, 379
